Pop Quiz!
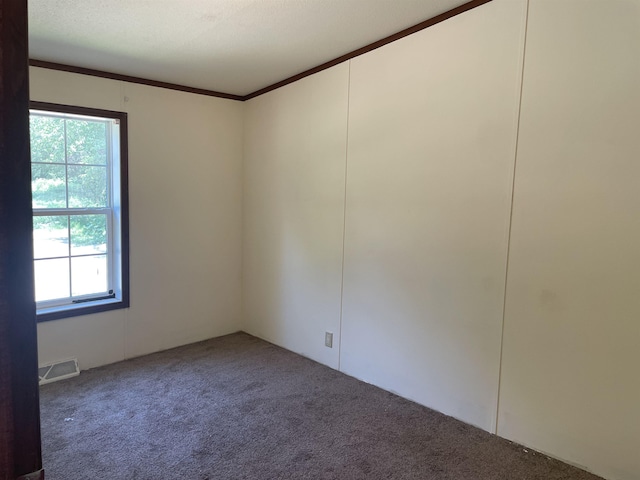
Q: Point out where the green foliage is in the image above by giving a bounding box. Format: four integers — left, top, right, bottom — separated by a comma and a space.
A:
68, 165, 107, 208
30, 116, 65, 163
31, 114, 110, 247
33, 215, 67, 232
71, 215, 107, 248
31, 164, 66, 208
66, 119, 107, 165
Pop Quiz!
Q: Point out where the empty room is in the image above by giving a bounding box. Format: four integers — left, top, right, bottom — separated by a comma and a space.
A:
1, 0, 638, 479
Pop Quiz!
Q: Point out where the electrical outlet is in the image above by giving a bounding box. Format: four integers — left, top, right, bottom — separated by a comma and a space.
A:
325, 332, 333, 348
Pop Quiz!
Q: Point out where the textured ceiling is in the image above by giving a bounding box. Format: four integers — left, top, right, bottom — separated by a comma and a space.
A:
28, 0, 470, 96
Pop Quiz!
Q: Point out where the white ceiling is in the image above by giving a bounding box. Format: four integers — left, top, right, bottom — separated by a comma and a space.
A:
28, 0, 470, 97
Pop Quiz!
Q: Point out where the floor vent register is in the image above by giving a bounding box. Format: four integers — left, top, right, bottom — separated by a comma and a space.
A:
39, 358, 80, 385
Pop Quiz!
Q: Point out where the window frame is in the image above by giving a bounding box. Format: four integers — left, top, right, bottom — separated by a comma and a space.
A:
30, 101, 130, 322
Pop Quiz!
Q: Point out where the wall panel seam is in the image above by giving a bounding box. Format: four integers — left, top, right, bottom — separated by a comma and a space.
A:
337, 61, 352, 372
494, 0, 531, 435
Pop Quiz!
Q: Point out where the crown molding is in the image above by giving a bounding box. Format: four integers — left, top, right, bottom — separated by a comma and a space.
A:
30, 0, 493, 102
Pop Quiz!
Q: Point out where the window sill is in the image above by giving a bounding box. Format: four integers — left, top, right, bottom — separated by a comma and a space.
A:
37, 297, 129, 323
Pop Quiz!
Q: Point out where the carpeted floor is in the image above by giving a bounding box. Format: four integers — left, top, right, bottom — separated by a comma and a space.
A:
40, 332, 603, 480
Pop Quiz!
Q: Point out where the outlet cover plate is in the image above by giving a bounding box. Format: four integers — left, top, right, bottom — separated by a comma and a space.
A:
325, 332, 333, 348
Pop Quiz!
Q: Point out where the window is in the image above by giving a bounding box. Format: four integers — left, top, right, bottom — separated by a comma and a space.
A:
30, 102, 129, 321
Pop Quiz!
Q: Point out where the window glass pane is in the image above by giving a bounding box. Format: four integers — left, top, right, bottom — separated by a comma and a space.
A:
66, 119, 107, 165
30, 115, 65, 163
68, 165, 107, 208
70, 215, 107, 256
32, 164, 67, 208
34, 258, 70, 302
33, 216, 69, 259
29, 105, 127, 316
71, 255, 108, 297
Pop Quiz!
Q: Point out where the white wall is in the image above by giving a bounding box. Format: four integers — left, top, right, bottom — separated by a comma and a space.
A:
242, 1, 640, 479
497, 2, 640, 480
340, 0, 526, 431
243, 0, 525, 432
242, 64, 349, 369
31, 67, 244, 369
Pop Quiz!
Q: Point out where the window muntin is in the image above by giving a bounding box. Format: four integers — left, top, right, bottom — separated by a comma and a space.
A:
30, 103, 129, 321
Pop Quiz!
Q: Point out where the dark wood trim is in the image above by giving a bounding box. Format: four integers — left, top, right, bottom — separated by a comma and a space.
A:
119, 106, 131, 314
30, 100, 127, 120
29, 0, 492, 103
36, 300, 128, 323
29, 59, 245, 102
29, 101, 130, 324
243, 0, 493, 100
0, 0, 44, 479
